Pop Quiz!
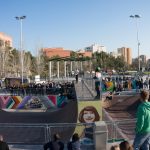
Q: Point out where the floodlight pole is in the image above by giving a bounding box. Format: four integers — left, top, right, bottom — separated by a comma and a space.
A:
130, 15, 141, 72
15, 16, 26, 84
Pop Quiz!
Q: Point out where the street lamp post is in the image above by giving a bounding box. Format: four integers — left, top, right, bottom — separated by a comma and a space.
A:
130, 14, 141, 72
15, 16, 26, 84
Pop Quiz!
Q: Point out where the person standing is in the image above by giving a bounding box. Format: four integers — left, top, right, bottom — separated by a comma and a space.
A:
67, 133, 81, 150
93, 67, 101, 99
43, 133, 64, 150
149, 78, 150, 90
0, 79, 2, 88
0, 135, 9, 150
75, 69, 79, 83
133, 90, 150, 150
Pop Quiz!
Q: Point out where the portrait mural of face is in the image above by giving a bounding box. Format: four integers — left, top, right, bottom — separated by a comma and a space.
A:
74, 102, 102, 140
79, 106, 100, 123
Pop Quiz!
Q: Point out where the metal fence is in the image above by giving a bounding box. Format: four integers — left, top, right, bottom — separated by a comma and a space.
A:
0, 119, 136, 145
0, 123, 48, 144
0, 123, 95, 145
105, 119, 136, 142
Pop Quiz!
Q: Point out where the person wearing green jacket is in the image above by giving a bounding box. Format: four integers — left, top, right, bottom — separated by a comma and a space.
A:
133, 90, 150, 150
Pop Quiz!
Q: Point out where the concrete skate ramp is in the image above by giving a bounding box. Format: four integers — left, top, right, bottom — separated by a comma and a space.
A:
102, 94, 141, 140
0, 100, 78, 144
103, 94, 140, 112
0, 100, 77, 123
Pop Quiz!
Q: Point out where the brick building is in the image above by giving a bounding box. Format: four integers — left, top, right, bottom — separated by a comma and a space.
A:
43, 47, 71, 58
43, 47, 92, 58
77, 51, 92, 57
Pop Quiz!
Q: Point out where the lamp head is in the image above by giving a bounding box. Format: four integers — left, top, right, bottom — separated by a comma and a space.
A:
21, 16, 26, 19
15, 16, 26, 20
130, 15, 134, 18
15, 16, 19, 20
130, 15, 141, 18
135, 15, 141, 18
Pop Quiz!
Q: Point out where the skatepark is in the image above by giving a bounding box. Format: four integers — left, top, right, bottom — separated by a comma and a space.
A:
0, 77, 141, 150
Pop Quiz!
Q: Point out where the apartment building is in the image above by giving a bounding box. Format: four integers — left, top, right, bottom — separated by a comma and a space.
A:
117, 47, 132, 65
0, 32, 12, 48
110, 51, 118, 58
77, 49, 92, 57
147, 59, 150, 70
140, 55, 146, 64
84, 43, 107, 53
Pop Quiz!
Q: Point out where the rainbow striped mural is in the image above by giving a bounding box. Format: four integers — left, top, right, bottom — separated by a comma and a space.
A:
0, 95, 67, 109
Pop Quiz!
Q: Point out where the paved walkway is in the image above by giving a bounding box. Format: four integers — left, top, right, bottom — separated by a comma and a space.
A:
9, 144, 94, 150
9, 145, 43, 150
74, 79, 96, 100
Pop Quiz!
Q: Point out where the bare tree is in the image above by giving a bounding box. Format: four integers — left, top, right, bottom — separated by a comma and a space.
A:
0, 42, 12, 78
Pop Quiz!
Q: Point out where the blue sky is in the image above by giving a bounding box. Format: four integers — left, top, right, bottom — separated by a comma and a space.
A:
1, 0, 150, 58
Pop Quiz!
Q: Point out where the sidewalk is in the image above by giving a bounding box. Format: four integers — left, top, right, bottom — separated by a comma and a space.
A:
74, 80, 96, 100
9, 143, 94, 150
9, 145, 43, 150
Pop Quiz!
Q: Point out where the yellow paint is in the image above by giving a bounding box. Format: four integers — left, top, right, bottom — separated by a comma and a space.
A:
74, 100, 102, 136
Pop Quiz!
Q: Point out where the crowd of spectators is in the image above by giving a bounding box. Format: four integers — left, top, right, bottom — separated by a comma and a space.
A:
3, 81, 76, 99
44, 133, 81, 150
102, 76, 150, 93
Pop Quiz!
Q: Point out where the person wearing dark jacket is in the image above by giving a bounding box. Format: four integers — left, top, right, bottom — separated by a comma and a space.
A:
0, 135, 9, 150
43, 133, 64, 150
133, 90, 150, 150
67, 133, 81, 150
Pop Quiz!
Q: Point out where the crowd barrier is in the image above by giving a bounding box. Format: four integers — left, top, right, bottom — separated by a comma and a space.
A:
105, 119, 136, 142
0, 119, 136, 148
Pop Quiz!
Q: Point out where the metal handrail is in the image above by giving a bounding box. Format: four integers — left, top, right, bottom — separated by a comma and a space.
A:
0, 120, 136, 144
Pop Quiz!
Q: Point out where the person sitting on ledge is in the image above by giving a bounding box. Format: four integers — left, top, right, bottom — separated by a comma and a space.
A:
106, 92, 113, 100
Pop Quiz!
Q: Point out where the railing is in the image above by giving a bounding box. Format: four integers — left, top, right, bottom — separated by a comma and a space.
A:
106, 119, 136, 142
0, 123, 48, 144
83, 77, 95, 92
74, 77, 97, 100
0, 123, 95, 145
0, 119, 136, 145
0, 86, 75, 96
